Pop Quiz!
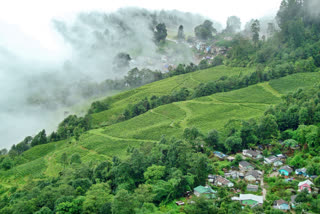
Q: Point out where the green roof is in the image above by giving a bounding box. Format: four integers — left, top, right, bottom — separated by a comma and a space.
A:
194, 185, 216, 194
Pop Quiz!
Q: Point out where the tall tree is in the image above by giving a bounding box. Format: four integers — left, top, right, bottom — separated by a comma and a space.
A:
225, 16, 241, 33
177, 25, 185, 41
194, 20, 217, 41
251, 19, 260, 46
154, 23, 167, 43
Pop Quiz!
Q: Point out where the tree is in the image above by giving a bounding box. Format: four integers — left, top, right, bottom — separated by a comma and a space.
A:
183, 127, 201, 141
35, 207, 52, 214
267, 22, 276, 38
61, 153, 68, 167
258, 114, 279, 142
31, 129, 47, 147
70, 153, 82, 165
144, 165, 165, 184
225, 136, 242, 153
205, 129, 219, 148
251, 19, 260, 46
184, 195, 218, 214
55, 197, 85, 214
113, 52, 131, 69
112, 189, 135, 214
154, 23, 167, 43
225, 16, 241, 33
194, 20, 217, 40
177, 25, 185, 41
83, 183, 113, 214
1, 157, 13, 170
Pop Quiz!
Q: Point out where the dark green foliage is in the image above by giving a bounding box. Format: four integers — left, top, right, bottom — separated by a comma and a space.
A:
123, 87, 190, 120
31, 130, 47, 147
113, 52, 131, 69
251, 19, 260, 45
70, 153, 82, 165
154, 23, 167, 43
194, 20, 217, 41
88, 100, 110, 114
177, 25, 185, 40
56, 115, 90, 141
125, 68, 163, 87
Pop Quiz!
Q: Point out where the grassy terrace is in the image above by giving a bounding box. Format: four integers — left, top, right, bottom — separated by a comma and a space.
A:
1, 70, 320, 185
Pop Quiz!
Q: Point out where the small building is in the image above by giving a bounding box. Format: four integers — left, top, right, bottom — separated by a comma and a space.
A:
215, 176, 234, 187
295, 168, 308, 177
245, 170, 263, 182
264, 156, 278, 164
274, 199, 290, 211
213, 151, 227, 159
298, 180, 313, 193
242, 150, 263, 159
208, 174, 216, 183
227, 156, 235, 162
232, 194, 263, 206
175, 201, 185, 206
194, 185, 216, 199
276, 154, 287, 160
279, 165, 293, 176
239, 161, 254, 171
273, 160, 283, 167
247, 184, 259, 192
225, 170, 241, 180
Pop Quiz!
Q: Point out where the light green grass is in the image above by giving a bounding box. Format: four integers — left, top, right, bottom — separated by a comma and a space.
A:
269, 72, 320, 94
91, 66, 256, 126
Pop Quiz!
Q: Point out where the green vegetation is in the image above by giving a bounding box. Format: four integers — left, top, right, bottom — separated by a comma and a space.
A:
1, 0, 320, 213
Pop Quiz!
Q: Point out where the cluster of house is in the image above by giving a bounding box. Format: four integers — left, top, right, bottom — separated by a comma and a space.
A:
184, 149, 319, 211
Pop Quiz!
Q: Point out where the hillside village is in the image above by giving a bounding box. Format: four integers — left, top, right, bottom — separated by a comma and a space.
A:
1, 0, 320, 213
186, 147, 318, 212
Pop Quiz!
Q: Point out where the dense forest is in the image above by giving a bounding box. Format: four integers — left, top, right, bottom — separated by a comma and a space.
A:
1, 0, 320, 213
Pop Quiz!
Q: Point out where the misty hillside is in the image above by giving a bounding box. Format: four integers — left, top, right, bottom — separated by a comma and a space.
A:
1, 0, 320, 214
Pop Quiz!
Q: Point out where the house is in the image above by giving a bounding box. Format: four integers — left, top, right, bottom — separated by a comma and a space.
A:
247, 184, 259, 192
242, 150, 263, 159
239, 161, 254, 171
264, 156, 278, 164
245, 170, 263, 182
276, 154, 287, 160
213, 151, 227, 159
215, 176, 234, 187
208, 174, 216, 183
273, 160, 283, 167
279, 165, 293, 176
227, 156, 235, 162
274, 199, 290, 211
225, 171, 241, 179
194, 185, 216, 199
295, 168, 308, 177
298, 180, 313, 193
232, 194, 263, 206
175, 201, 185, 206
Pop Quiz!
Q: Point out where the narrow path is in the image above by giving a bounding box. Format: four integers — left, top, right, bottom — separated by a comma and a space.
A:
173, 103, 193, 129
261, 171, 267, 201
89, 129, 158, 143
259, 82, 282, 98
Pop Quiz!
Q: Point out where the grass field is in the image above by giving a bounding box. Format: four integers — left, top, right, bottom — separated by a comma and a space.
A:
1, 71, 319, 186
90, 66, 256, 126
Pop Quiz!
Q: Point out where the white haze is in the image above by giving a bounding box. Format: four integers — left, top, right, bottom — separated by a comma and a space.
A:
0, 0, 283, 149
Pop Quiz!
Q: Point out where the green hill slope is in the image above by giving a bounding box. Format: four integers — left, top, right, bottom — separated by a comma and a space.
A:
90, 66, 255, 126
1, 71, 320, 186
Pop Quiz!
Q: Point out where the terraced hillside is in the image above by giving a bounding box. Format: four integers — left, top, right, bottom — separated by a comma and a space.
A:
91, 65, 255, 126
1, 71, 320, 186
